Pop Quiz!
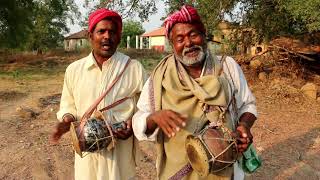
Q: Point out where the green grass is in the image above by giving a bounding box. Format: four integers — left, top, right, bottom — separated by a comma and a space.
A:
0, 65, 67, 80
0, 49, 168, 80
138, 58, 162, 72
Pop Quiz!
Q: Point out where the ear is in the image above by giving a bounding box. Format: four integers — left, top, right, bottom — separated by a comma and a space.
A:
88, 31, 93, 41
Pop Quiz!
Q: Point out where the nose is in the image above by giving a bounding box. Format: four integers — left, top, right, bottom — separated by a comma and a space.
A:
184, 36, 193, 47
103, 31, 111, 40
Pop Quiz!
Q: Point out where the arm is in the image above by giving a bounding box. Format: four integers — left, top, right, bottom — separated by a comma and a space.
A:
50, 67, 77, 144
132, 78, 187, 139
113, 61, 148, 140
132, 78, 159, 141
224, 57, 258, 152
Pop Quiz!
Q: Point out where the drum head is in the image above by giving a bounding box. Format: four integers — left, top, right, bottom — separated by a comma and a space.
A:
185, 135, 210, 177
70, 122, 82, 157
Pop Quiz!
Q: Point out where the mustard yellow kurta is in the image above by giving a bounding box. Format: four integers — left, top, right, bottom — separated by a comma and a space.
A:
57, 52, 147, 180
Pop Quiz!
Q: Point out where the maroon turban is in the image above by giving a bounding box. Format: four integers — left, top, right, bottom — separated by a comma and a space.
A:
164, 5, 205, 38
88, 8, 122, 35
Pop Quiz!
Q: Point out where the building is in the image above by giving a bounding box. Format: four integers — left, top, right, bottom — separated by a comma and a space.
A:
210, 21, 267, 55
140, 22, 266, 55
140, 27, 170, 52
64, 30, 89, 52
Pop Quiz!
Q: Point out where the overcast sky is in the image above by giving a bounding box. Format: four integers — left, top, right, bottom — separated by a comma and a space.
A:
66, 1, 166, 36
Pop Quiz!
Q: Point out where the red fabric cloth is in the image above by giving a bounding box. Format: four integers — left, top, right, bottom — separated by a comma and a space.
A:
164, 5, 205, 38
88, 8, 122, 35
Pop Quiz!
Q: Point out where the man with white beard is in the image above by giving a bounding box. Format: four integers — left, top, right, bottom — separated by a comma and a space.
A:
132, 5, 258, 180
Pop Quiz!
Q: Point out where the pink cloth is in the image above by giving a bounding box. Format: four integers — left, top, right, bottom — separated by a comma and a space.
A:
164, 5, 205, 38
88, 8, 122, 35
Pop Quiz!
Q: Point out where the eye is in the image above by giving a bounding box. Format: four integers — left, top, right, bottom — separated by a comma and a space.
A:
175, 36, 183, 43
190, 32, 199, 39
97, 29, 105, 34
109, 30, 115, 36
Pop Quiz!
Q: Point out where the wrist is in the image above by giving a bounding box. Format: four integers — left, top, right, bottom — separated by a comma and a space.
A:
146, 115, 157, 134
238, 121, 250, 129
62, 113, 75, 123
238, 112, 256, 129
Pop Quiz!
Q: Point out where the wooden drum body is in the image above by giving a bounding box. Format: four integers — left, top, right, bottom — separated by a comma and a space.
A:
185, 126, 238, 177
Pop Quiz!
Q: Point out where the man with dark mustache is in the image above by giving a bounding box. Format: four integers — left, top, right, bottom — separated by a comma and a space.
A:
133, 5, 257, 180
50, 8, 147, 180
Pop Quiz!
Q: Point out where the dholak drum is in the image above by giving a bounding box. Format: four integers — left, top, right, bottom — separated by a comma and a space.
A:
70, 111, 115, 157
185, 126, 238, 177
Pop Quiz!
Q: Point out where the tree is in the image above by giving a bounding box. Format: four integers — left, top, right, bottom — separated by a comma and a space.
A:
165, 0, 320, 41
25, 0, 80, 51
164, 0, 238, 36
84, 0, 158, 22
120, 20, 145, 48
0, 0, 34, 48
0, 0, 79, 50
282, 0, 320, 32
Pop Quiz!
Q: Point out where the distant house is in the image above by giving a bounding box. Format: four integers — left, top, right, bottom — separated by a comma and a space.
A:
210, 21, 267, 55
141, 27, 170, 52
64, 30, 89, 52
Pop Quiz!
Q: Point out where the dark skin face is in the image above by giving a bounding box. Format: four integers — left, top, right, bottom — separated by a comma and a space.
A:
89, 19, 120, 68
170, 23, 207, 78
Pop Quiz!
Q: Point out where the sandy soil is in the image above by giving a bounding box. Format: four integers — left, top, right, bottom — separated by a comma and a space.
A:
0, 55, 319, 180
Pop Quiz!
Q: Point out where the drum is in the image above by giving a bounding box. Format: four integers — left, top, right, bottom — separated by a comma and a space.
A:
70, 111, 115, 157
185, 126, 238, 177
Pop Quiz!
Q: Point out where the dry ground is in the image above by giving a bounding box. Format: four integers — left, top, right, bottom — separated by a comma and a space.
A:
0, 53, 319, 180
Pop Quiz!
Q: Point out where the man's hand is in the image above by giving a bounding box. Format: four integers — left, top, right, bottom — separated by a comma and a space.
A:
112, 118, 133, 140
146, 110, 187, 138
233, 112, 256, 153
233, 123, 253, 153
50, 114, 75, 144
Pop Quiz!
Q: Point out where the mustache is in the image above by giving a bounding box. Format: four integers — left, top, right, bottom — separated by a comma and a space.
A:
100, 40, 112, 46
182, 45, 203, 56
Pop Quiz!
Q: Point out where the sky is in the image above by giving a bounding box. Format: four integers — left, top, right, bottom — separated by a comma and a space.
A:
67, 1, 166, 36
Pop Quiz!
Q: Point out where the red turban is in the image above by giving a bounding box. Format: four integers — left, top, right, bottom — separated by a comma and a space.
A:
88, 8, 122, 35
164, 5, 205, 38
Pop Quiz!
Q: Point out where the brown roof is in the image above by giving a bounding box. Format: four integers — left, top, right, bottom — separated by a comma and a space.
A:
141, 27, 165, 37
65, 30, 88, 40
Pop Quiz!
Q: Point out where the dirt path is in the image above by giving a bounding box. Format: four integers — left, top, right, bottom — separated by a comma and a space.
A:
0, 77, 74, 180
0, 60, 319, 180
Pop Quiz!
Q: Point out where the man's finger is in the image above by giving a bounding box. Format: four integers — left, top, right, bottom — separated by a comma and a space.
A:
126, 119, 132, 129
164, 123, 175, 137
158, 123, 171, 138
167, 117, 181, 133
237, 137, 248, 144
169, 111, 187, 127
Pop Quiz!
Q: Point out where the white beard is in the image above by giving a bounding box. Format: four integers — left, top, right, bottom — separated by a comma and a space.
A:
174, 45, 206, 66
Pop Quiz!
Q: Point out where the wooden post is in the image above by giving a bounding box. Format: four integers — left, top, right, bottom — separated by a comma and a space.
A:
140, 36, 143, 49
136, 36, 139, 49
127, 36, 130, 49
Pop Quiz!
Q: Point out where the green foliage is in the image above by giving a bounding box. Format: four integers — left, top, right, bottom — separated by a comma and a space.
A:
164, 0, 238, 35
0, 0, 79, 51
0, 0, 34, 48
25, 0, 80, 51
119, 20, 145, 48
282, 0, 320, 32
84, 0, 158, 22
241, 0, 305, 40
165, 0, 320, 42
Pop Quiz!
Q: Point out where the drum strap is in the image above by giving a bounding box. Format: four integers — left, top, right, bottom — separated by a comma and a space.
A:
168, 163, 193, 180
78, 58, 132, 135
170, 55, 241, 179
